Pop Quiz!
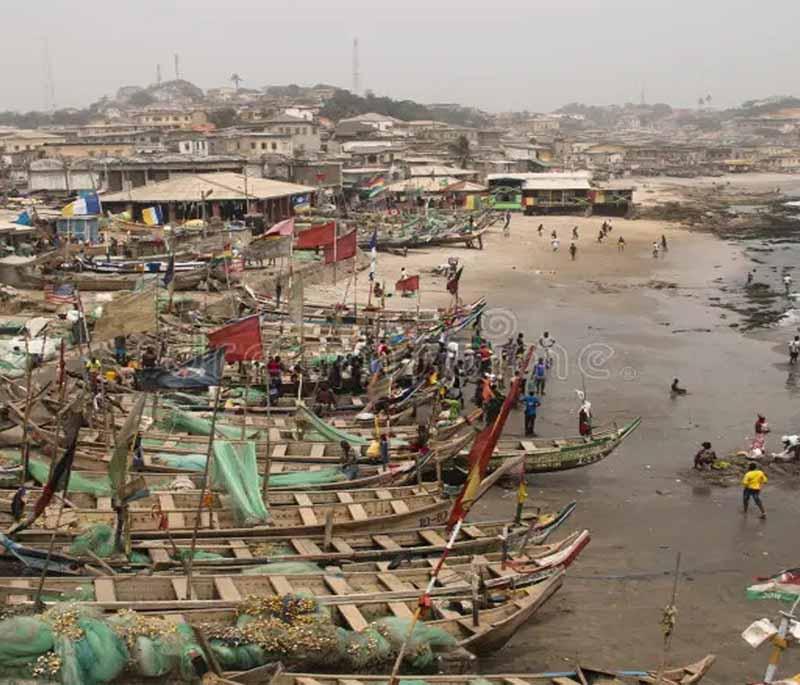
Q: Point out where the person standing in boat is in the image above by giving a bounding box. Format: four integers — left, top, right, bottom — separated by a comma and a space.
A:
340, 440, 359, 480
578, 400, 592, 437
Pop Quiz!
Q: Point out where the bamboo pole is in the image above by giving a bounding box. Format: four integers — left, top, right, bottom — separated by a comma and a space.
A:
388, 517, 463, 685
654, 552, 682, 685
19, 330, 34, 486
182, 384, 223, 601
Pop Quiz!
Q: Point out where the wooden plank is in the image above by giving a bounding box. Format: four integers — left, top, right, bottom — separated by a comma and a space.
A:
310, 444, 326, 458
213, 577, 242, 602
377, 573, 414, 592
418, 529, 448, 547
294, 493, 314, 507
94, 578, 117, 603
330, 537, 354, 555
230, 540, 253, 560
375, 489, 393, 500
296, 678, 324, 685
171, 577, 188, 600
298, 507, 318, 526
96, 497, 113, 511
291, 538, 323, 556
158, 494, 186, 529
347, 503, 368, 521
324, 576, 369, 632
461, 525, 484, 539
372, 534, 401, 551
8, 579, 31, 606
269, 576, 294, 595
147, 545, 171, 565
336, 491, 354, 504
272, 443, 288, 458
389, 500, 410, 515
269, 429, 282, 443
520, 440, 537, 452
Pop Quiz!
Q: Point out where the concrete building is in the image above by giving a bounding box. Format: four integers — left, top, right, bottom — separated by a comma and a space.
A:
208, 130, 293, 157
27, 155, 245, 193
101, 172, 315, 224
261, 114, 321, 154
132, 109, 209, 129
0, 129, 66, 156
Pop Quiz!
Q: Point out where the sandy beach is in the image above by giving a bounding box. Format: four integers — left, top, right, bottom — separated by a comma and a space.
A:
293, 178, 800, 681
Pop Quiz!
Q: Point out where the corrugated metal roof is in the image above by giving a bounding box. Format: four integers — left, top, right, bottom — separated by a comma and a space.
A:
101, 172, 315, 203
408, 165, 476, 178
386, 177, 460, 193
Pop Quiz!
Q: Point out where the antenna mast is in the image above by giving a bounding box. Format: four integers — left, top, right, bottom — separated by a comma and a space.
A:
156, 64, 162, 85
42, 38, 56, 112
174, 53, 181, 80
352, 37, 360, 95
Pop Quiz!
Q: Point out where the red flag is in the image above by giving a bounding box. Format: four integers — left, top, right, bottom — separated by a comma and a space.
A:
207, 314, 263, 362
323, 229, 357, 264
265, 218, 295, 237
446, 346, 534, 529
296, 221, 335, 249
395, 275, 420, 292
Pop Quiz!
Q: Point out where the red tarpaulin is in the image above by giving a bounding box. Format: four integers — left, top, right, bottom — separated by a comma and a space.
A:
323, 229, 357, 264
207, 314, 263, 362
395, 275, 420, 292
295, 221, 335, 249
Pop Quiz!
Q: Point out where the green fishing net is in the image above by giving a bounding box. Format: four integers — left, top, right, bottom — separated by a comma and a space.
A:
68, 524, 116, 558
211, 441, 270, 525
28, 458, 112, 496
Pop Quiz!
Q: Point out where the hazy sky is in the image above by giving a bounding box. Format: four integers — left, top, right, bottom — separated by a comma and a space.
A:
3, 0, 799, 113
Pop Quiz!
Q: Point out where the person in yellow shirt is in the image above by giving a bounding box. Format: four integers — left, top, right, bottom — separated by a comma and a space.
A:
741, 462, 767, 518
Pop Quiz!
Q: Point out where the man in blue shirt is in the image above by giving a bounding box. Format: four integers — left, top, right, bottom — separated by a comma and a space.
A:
523, 391, 541, 436
533, 358, 547, 395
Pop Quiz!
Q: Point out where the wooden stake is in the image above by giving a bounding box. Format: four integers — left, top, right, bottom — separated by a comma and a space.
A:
19, 330, 34, 486
654, 552, 682, 685
323, 509, 334, 551
183, 384, 223, 601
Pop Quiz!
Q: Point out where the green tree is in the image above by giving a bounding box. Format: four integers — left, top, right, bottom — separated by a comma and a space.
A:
208, 107, 237, 129
449, 135, 473, 168
129, 90, 156, 107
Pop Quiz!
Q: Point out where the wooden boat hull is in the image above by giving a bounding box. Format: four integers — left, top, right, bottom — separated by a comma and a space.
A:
26, 505, 576, 570
483, 418, 642, 473
0, 535, 587, 609
269, 657, 717, 685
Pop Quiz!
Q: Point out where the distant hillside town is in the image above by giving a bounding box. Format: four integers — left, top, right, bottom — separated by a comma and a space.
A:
2, 78, 800, 205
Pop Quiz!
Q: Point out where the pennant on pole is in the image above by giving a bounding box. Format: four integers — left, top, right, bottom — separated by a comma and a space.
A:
323, 230, 357, 264
207, 315, 263, 362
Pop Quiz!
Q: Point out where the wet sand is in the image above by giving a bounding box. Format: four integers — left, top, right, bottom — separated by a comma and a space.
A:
303, 205, 800, 681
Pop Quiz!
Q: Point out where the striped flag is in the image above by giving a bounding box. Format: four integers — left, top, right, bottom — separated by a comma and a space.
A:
44, 283, 78, 305
62, 193, 101, 217
142, 206, 164, 226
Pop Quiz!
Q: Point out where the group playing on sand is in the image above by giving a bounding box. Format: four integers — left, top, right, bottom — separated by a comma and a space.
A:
532, 220, 671, 260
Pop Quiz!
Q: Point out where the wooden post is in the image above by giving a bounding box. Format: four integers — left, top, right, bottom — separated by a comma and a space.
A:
183, 384, 223, 601
241, 365, 250, 441
471, 560, 480, 627
261, 424, 272, 501
19, 330, 34, 485
323, 509, 334, 551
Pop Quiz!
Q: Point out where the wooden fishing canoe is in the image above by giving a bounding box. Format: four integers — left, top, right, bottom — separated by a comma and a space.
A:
104, 570, 564, 658
265, 658, 717, 685
0, 534, 586, 609
26, 504, 576, 571
478, 418, 641, 473
14, 487, 451, 540
3, 482, 442, 512
32, 460, 422, 492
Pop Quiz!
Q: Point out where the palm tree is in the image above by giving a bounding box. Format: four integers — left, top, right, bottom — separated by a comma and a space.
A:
230, 73, 243, 91
449, 134, 472, 168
